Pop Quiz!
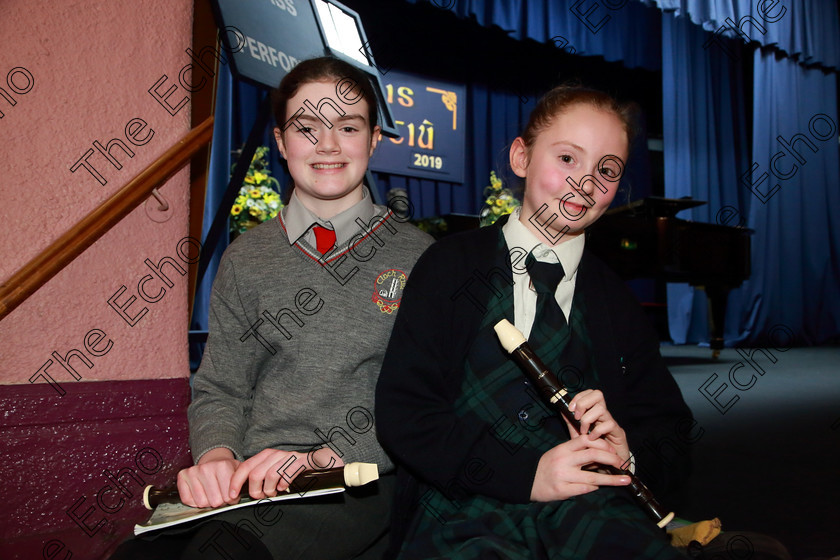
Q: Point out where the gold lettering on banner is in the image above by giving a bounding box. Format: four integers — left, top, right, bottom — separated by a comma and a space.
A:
426, 87, 457, 130
389, 121, 405, 145
388, 120, 434, 149
418, 119, 434, 150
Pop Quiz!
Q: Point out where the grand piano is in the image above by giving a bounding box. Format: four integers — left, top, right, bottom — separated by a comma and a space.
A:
586, 196, 752, 357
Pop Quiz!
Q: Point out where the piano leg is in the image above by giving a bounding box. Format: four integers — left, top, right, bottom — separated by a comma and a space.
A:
702, 286, 730, 359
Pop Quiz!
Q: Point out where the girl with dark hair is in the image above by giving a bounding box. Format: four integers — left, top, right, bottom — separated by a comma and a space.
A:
375, 85, 692, 559
111, 56, 432, 560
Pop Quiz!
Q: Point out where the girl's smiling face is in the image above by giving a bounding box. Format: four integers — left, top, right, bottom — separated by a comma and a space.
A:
274, 80, 379, 219
511, 102, 630, 245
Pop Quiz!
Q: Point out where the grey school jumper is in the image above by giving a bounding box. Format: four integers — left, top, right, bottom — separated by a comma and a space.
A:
189, 205, 433, 474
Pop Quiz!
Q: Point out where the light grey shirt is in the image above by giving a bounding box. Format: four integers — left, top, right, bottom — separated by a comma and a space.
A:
282, 188, 376, 247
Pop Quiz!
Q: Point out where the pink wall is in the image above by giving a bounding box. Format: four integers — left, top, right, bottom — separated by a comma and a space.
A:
0, 2, 200, 557
0, 0, 197, 387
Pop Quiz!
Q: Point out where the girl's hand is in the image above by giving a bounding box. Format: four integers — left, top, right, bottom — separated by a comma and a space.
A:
177, 447, 241, 508
530, 437, 631, 502
566, 389, 631, 465
228, 447, 344, 501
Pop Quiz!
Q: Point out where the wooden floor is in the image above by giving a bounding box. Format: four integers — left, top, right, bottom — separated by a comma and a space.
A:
663, 344, 840, 559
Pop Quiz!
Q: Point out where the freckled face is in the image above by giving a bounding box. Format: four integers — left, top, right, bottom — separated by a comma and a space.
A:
274, 80, 379, 218
511, 103, 629, 245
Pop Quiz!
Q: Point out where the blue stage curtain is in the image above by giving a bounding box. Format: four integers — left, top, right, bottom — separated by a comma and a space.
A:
645, 0, 840, 71
659, 1, 840, 346
405, 0, 663, 70
661, 12, 751, 345
738, 51, 840, 345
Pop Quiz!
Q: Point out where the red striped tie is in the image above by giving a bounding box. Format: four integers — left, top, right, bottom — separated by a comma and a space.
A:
312, 225, 336, 255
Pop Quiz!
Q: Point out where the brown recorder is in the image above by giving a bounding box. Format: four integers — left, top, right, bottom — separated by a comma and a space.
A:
494, 319, 675, 528
143, 462, 379, 510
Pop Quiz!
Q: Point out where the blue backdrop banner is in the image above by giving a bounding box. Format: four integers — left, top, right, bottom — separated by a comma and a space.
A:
368, 70, 466, 183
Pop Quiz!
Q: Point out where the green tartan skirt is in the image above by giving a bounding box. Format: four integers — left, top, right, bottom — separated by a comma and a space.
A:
399, 486, 685, 559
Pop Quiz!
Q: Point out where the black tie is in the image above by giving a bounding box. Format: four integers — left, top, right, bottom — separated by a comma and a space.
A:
526, 253, 568, 343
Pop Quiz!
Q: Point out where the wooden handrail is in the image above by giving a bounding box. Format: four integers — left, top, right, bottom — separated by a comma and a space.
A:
0, 116, 214, 321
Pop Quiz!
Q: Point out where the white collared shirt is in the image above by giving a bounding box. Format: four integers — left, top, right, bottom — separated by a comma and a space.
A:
502, 207, 585, 340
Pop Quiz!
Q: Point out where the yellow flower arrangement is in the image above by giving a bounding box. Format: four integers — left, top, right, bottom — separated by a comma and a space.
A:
230, 146, 284, 235
479, 171, 520, 227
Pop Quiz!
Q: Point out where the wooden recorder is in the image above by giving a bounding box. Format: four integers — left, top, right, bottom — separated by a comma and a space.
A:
143, 462, 379, 510
494, 319, 675, 528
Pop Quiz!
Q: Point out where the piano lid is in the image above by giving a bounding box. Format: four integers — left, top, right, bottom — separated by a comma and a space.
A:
606, 196, 706, 219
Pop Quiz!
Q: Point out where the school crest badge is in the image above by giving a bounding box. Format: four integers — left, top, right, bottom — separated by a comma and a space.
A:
372, 269, 407, 314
